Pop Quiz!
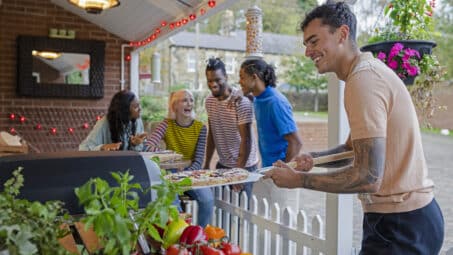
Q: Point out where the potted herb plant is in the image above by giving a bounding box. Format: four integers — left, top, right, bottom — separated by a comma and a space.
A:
0, 167, 71, 255
361, 0, 444, 126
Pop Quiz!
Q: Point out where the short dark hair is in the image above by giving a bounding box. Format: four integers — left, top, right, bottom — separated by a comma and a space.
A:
206, 57, 226, 76
240, 59, 277, 88
301, 2, 357, 44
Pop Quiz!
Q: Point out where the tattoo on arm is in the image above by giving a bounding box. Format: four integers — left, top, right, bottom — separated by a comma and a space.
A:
302, 137, 385, 194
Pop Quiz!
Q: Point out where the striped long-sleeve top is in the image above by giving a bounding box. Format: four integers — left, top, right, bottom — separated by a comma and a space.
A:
145, 118, 207, 171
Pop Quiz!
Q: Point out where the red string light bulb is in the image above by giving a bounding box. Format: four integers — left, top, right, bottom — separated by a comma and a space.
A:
208, 0, 216, 8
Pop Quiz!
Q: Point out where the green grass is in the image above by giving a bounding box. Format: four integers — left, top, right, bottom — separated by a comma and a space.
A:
420, 127, 453, 137
293, 111, 328, 119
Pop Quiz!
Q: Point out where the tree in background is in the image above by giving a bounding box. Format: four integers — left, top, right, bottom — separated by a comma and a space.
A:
283, 55, 327, 112
433, 0, 453, 81
195, 0, 317, 35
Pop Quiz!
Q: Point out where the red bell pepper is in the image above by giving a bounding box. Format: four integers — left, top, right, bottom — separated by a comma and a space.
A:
166, 244, 190, 255
179, 225, 207, 245
220, 242, 241, 255
200, 245, 226, 255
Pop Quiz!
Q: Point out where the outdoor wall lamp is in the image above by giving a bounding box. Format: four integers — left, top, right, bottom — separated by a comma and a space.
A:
68, 0, 120, 14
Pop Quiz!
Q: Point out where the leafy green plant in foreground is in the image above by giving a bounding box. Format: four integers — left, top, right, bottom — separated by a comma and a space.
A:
75, 163, 191, 255
0, 167, 71, 255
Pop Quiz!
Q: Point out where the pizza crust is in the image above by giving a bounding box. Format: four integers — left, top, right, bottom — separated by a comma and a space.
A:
164, 168, 250, 187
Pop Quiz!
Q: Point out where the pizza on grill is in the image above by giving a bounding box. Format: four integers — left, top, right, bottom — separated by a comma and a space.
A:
164, 168, 250, 187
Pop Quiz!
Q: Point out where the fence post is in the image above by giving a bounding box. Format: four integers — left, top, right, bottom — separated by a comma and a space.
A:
296, 210, 308, 255
270, 203, 281, 255
326, 74, 354, 255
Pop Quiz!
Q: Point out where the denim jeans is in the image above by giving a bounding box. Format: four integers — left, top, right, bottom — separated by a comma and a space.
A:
360, 198, 444, 255
215, 162, 258, 203
167, 168, 214, 227
185, 188, 214, 227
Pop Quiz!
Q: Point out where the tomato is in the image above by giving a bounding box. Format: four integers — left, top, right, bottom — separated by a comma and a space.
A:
220, 242, 241, 255
200, 245, 226, 255
166, 244, 190, 255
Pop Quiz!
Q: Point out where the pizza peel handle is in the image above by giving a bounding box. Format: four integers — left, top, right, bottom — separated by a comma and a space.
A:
256, 151, 354, 174
312, 150, 354, 165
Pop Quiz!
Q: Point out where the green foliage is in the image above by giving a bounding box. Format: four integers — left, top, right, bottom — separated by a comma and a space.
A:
75, 165, 191, 255
283, 56, 327, 92
169, 83, 189, 92
409, 54, 445, 128
0, 168, 71, 255
369, 0, 435, 42
136, 172, 191, 244
296, 0, 318, 12
198, 0, 313, 35
363, 0, 447, 124
433, 1, 453, 80
75, 171, 142, 255
140, 96, 167, 122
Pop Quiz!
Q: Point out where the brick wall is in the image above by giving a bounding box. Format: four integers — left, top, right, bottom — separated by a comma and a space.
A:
0, 0, 130, 152
297, 121, 328, 152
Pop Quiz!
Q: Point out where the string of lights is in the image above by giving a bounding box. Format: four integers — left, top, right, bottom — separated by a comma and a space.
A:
6, 112, 103, 136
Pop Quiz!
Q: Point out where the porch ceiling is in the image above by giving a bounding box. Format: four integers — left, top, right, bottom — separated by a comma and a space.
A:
50, 0, 240, 46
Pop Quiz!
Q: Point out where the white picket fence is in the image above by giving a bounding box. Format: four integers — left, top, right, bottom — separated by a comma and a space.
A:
185, 186, 358, 255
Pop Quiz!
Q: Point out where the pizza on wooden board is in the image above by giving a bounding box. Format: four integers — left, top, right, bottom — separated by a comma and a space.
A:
164, 168, 250, 187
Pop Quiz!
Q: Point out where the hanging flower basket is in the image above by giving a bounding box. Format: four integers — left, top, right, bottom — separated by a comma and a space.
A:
361, 40, 436, 85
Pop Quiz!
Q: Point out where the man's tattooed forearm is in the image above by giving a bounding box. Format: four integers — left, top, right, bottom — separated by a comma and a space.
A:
301, 137, 385, 193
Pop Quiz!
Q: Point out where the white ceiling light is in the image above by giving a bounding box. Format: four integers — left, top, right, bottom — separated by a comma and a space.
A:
68, 0, 120, 14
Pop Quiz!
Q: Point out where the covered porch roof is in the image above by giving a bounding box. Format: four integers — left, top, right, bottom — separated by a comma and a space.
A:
50, 0, 240, 48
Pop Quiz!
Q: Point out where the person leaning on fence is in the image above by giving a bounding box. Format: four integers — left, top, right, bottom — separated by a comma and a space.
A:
144, 89, 214, 227
263, 2, 444, 255
79, 89, 147, 151
203, 57, 259, 200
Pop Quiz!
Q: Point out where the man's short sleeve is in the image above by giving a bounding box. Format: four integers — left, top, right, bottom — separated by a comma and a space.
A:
236, 97, 254, 125
270, 99, 297, 137
345, 73, 388, 140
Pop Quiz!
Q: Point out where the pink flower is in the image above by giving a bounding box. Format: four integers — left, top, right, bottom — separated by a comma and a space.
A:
388, 59, 398, 70
407, 65, 419, 76
374, 42, 422, 82
404, 48, 420, 58
389, 43, 404, 59
377, 52, 386, 60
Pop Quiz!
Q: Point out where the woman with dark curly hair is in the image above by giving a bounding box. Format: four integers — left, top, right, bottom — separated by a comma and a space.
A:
79, 90, 147, 151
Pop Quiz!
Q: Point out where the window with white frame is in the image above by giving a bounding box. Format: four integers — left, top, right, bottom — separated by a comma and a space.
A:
225, 54, 235, 74
187, 51, 196, 73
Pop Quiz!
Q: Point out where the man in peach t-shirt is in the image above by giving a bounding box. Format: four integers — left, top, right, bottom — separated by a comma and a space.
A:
264, 2, 444, 254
